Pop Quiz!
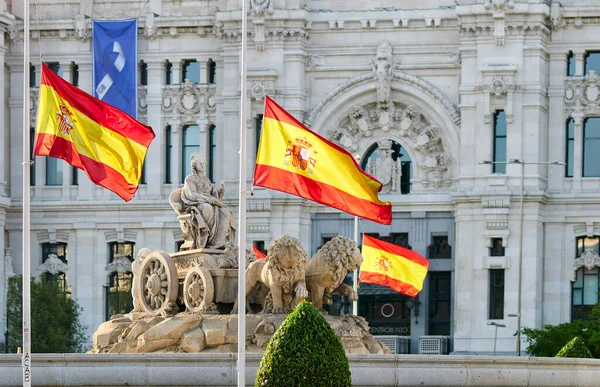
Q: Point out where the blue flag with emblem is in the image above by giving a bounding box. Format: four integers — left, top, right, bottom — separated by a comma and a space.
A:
92, 19, 138, 118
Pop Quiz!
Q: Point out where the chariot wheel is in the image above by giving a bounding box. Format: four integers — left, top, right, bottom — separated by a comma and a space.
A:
183, 266, 215, 313
135, 251, 178, 314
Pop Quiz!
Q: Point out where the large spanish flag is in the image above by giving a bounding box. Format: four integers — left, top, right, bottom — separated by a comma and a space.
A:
34, 63, 155, 201
254, 96, 392, 224
359, 235, 429, 297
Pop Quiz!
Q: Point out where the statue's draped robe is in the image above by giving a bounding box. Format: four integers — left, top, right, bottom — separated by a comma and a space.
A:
181, 174, 236, 249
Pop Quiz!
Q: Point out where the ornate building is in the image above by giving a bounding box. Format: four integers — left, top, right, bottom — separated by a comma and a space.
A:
1, 0, 600, 355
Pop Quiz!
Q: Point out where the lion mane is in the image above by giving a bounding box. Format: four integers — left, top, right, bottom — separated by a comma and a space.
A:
305, 236, 363, 309
266, 234, 308, 297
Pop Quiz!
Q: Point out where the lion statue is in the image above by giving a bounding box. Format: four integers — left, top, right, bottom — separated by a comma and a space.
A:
233, 235, 309, 314
305, 236, 363, 311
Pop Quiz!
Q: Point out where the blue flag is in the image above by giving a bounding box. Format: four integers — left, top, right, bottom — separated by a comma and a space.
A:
92, 19, 138, 118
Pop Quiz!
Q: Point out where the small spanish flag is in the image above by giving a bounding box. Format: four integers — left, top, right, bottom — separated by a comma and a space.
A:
359, 235, 429, 297
252, 245, 266, 259
34, 63, 155, 201
254, 96, 392, 225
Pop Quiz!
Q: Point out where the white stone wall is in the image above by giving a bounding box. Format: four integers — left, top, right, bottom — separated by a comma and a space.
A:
0, 0, 599, 354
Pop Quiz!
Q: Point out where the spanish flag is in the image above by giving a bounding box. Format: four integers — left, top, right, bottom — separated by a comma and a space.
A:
254, 96, 392, 224
34, 63, 155, 201
359, 235, 429, 297
252, 245, 267, 259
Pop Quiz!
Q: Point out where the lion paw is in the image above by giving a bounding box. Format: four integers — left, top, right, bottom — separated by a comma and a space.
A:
272, 306, 286, 314
349, 291, 359, 301
295, 286, 309, 300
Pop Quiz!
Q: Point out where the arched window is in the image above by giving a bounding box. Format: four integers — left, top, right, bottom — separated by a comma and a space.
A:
361, 140, 411, 194
572, 236, 600, 321
105, 241, 135, 320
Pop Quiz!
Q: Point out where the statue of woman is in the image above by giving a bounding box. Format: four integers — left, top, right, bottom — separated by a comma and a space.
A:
180, 153, 236, 249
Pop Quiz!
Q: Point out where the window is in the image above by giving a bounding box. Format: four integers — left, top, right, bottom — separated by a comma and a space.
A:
256, 114, 263, 159
428, 271, 451, 335
30, 128, 36, 186
106, 242, 135, 320
165, 61, 173, 85
72, 167, 78, 185
29, 64, 36, 87
209, 124, 216, 182
253, 241, 266, 256
567, 52, 576, 77
583, 118, 600, 177
489, 269, 505, 320
140, 61, 148, 86
41, 243, 70, 296
361, 140, 412, 194
182, 60, 200, 84
72, 63, 79, 87
489, 238, 505, 257
493, 111, 507, 174
207, 59, 216, 84
47, 62, 62, 77
566, 118, 575, 177
46, 158, 63, 186
182, 125, 200, 181
572, 235, 600, 321
584, 52, 600, 75
165, 126, 172, 184
428, 236, 451, 259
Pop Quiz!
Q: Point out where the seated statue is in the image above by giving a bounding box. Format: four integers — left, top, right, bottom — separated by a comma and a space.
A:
170, 153, 236, 250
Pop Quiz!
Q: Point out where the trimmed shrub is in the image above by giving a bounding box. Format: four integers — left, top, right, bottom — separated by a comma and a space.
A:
255, 300, 351, 387
555, 337, 593, 358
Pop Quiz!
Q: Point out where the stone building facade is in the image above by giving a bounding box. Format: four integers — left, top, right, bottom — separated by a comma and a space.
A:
1, 0, 600, 355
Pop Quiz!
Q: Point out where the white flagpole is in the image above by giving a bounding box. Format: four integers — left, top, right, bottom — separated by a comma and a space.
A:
352, 216, 359, 315
236, 0, 248, 384
22, 0, 32, 385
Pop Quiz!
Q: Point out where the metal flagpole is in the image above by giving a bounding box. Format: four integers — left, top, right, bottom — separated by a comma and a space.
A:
22, 0, 32, 385
236, 0, 248, 384
352, 217, 359, 315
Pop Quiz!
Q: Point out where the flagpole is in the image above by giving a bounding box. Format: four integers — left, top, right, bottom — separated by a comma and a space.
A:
22, 0, 33, 385
236, 0, 248, 384
352, 217, 359, 315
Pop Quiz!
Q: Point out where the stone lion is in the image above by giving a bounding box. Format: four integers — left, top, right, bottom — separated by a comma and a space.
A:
233, 235, 309, 314
306, 236, 363, 311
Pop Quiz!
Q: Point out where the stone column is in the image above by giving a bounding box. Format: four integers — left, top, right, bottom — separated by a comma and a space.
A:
169, 120, 182, 187
0, 30, 7, 196
77, 61, 95, 200
73, 226, 100, 344
172, 60, 182, 85
572, 113, 584, 192
145, 60, 166, 198
574, 49, 586, 76
199, 59, 208, 84
8, 62, 24, 201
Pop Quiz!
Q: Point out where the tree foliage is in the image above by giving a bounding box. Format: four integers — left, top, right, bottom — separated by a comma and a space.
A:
555, 337, 593, 358
255, 300, 351, 387
523, 300, 600, 358
6, 276, 86, 353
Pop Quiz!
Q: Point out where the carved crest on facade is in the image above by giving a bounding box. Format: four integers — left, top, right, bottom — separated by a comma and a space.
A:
73, 14, 89, 41
485, 0, 514, 12
161, 80, 217, 122
248, 80, 277, 101
106, 254, 133, 274
565, 71, 600, 116
38, 254, 68, 276
249, 0, 274, 17
573, 248, 600, 278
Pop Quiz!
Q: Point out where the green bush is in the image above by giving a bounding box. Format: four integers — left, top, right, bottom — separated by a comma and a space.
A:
555, 337, 593, 358
255, 300, 351, 387
6, 275, 87, 353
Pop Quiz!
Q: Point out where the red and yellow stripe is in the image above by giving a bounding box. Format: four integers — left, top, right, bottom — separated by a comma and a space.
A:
34, 63, 155, 201
254, 96, 392, 225
359, 235, 429, 297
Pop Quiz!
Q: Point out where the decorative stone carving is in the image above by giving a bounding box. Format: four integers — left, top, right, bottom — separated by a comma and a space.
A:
485, 0, 514, 12
447, 50, 461, 66
550, 3, 566, 30
475, 76, 521, 98
4, 248, 14, 278
249, 0, 274, 17
574, 248, 600, 271
38, 254, 68, 276
162, 83, 218, 121
482, 198, 510, 208
178, 79, 202, 122
328, 101, 451, 188
144, 12, 159, 40
248, 80, 276, 102
138, 86, 147, 117
564, 71, 600, 116
73, 14, 89, 41
305, 55, 322, 71
366, 139, 401, 194
169, 153, 236, 250
29, 88, 39, 124
106, 254, 133, 275
371, 39, 395, 107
